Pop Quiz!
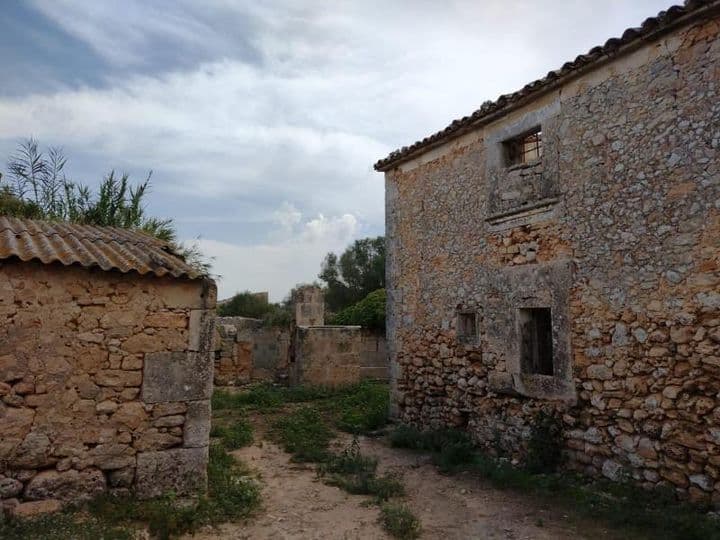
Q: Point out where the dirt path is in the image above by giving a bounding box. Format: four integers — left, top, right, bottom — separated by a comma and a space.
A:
189, 429, 619, 540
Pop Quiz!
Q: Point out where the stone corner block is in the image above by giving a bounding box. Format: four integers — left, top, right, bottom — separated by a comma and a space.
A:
189, 309, 215, 352
183, 400, 211, 448
141, 352, 212, 403
135, 447, 208, 499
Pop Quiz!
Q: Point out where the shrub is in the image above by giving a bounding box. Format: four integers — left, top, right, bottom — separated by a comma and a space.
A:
330, 289, 386, 331
379, 503, 421, 539
334, 381, 390, 434
272, 407, 334, 462
318, 438, 377, 476
217, 291, 273, 318
526, 410, 564, 474
211, 418, 253, 449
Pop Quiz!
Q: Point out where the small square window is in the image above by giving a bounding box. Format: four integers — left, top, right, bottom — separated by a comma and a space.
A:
504, 127, 542, 167
519, 307, 554, 375
457, 311, 478, 345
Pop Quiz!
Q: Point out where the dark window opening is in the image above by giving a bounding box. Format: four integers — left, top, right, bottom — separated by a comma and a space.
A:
457, 311, 478, 345
519, 307, 554, 375
504, 127, 542, 166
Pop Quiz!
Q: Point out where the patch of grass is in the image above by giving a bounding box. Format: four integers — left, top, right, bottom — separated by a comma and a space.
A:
318, 438, 378, 476
379, 503, 421, 539
333, 381, 390, 434
272, 406, 334, 462
211, 417, 253, 449
0, 511, 132, 540
389, 424, 720, 540
213, 382, 390, 436
319, 439, 403, 503
212, 385, 284, 411
328, 472, 405, 502
389, 424, 475, 472
1, 444, 260, 540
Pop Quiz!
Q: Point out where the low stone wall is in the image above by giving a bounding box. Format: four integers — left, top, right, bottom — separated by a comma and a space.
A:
292, 326, 361, 387
360, 331, 389, 381
0, 260, 215, 514
214, 317, 290, 385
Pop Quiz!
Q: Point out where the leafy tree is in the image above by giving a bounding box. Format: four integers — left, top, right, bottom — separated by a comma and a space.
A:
330, 288, 386, 331
1, 138, 209, 274
217, 291, 273, 318
319, 236, 385, 312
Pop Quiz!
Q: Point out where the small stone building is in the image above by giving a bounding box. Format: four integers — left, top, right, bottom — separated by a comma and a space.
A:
0, 217, 216, 514
376, 2, 720, 504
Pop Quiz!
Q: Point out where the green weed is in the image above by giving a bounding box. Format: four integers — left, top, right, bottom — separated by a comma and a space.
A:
0, 444, 260, 540
389, 424, 720, 540
211, 418, 253, 449
272, 407, 334, 462
379, 503, 421, 539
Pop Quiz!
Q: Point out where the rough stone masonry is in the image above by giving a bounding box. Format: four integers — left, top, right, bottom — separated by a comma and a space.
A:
376, 2, 720, 505
0, 219, 216, 516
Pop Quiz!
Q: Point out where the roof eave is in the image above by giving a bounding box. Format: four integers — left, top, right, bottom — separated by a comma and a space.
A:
374, 0, 720, 173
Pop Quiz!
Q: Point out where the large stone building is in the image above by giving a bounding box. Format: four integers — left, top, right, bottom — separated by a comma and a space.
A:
376, 1, 720, 503
0, 217, 215, 515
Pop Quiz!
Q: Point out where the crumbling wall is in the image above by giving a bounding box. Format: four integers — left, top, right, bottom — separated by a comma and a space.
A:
0, 260, 215, 514
292, 326, 361, 387
385, 16, 720, 504
213, 317, 290, 385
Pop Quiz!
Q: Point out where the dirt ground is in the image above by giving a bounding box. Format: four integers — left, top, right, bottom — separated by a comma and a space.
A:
188, 422, 621, 540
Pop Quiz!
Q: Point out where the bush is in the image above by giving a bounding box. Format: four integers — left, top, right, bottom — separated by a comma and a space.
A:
379, 503, 421, 539
218, 291, 273, 318
329, 289, 386, 331
526, 410, 563, 474
334, 381, 390, 434
272, 407, 334, 462
318, 438, 377, 476
211, 418, 253, 449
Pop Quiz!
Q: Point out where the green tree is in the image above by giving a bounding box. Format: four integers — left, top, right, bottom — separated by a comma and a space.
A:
319, 236, 385, 312
329, 288, 386, 331
217, 291, 273, 318
1, 138, 209, 274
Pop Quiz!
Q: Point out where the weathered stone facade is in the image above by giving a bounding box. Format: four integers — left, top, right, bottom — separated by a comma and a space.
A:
291, 326, 362, 387
379, 7, 720, 504
213, 317, 290, 385
0, 259, 216, 513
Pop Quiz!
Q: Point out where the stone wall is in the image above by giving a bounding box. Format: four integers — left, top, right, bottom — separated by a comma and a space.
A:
291, 326, 362, 387
214, 317, 290, 385
0, 259, 216, 513
384, 15, 720, 504
360, 331, 389, 381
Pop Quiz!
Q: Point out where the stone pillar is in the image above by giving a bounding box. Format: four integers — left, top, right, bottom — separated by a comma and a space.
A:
294, 285, 324, 327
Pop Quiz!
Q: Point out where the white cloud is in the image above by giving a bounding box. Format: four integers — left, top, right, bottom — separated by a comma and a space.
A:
198, 208, 359, 301
3, 0, 673, 298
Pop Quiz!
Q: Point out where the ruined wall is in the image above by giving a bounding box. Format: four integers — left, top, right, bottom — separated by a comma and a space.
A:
360, 331, 389, 381
213, 317, 290, 385
292, 327, 362, 387
386, 16, 720, 504
0, 260, 216, 514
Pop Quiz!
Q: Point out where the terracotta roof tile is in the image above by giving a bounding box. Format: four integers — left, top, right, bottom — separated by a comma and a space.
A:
374, 0, 719, 171
0, 216, 199, 279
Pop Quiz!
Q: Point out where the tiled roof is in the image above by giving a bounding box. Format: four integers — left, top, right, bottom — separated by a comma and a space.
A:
0, 216, 199, 279
374, 0, 719, 171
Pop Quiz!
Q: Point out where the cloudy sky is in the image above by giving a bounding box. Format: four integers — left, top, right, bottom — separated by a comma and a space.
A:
0, 0, 671, 300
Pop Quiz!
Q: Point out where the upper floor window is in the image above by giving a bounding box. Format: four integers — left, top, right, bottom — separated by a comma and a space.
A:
504, 127, 542, 167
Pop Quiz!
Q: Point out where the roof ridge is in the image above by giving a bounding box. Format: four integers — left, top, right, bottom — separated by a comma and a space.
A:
374, 0, 720, 171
